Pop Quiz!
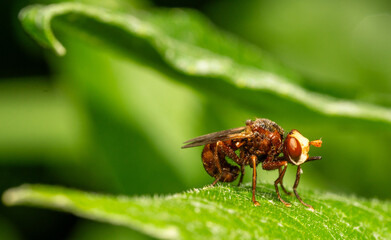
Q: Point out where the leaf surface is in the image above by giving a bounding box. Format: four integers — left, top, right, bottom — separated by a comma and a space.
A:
19, 3, 391, 124
3, 184, 391, 239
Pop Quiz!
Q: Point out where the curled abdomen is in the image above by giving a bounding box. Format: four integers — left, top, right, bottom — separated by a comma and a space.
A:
201, 143, 239, 182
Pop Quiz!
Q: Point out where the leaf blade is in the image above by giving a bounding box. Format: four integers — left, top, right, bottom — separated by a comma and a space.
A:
19, 3, 391, 124
3, 184, 391, 239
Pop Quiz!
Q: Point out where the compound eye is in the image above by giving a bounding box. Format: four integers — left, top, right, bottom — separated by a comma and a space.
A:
286, 136, 301, 160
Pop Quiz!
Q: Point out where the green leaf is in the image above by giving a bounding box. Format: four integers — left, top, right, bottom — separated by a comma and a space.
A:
3, 184, 391, 239
0, 215, 21, 240
18, 2, 391, 124
68, 221, 155, 240
0, 78, 83, 162
206, 0, 391, 105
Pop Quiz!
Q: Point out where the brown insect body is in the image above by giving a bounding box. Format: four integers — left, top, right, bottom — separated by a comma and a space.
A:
200, 119, 284, 182
202, 142, 240, 183
182, 118, 322, 209
240, 119, 284, 164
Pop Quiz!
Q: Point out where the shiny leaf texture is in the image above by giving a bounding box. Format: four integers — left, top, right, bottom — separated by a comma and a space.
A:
3, 184, 391, 239
18, 3, 391, 124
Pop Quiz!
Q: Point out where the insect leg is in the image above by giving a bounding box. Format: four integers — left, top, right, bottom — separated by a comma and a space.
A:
237, 164, 245, 186
261, 159, 287, 170
203, 141, 240, 184
212, 176, 221, 186
293, 166, 313, 210
216, 141, 241, 163
250, 155, 261, 206
278, 167, 292, 196
262, 160, 291, 207
236, 147, 247, 186
275, 164, 291, 207
215, 141, 240, 182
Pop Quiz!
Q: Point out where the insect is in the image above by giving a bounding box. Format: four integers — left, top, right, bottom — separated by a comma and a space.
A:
182, 118, 322, 209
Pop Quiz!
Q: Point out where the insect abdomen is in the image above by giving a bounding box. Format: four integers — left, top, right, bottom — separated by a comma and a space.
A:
201, 143, 239, 182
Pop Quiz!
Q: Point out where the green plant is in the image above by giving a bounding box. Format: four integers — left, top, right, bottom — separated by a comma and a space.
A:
2, 1, 391, 239
4, 184, 391, 239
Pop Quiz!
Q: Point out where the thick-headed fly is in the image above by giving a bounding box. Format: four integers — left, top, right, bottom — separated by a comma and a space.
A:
182, 118, 322, 209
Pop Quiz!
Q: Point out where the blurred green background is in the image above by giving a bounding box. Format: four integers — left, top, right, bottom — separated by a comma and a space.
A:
1, 0, 391, 239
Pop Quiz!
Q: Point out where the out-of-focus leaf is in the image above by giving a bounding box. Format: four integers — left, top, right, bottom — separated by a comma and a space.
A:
51, 37, 201, 193
0, 77, 123, 202
206, 0, 391, 106
3, 184, 391, 239
18, 2, 391, 124
0, 79, 83, 162
0, 215, 21, 240
68, 221, 155, 240
16, 2, 391, 199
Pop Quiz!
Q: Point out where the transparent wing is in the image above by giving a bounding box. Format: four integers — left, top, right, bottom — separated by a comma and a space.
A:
181, 126, 251, 149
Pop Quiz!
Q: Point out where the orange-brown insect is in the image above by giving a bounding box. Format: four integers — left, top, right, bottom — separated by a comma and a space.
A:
182, 118, 322, 209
